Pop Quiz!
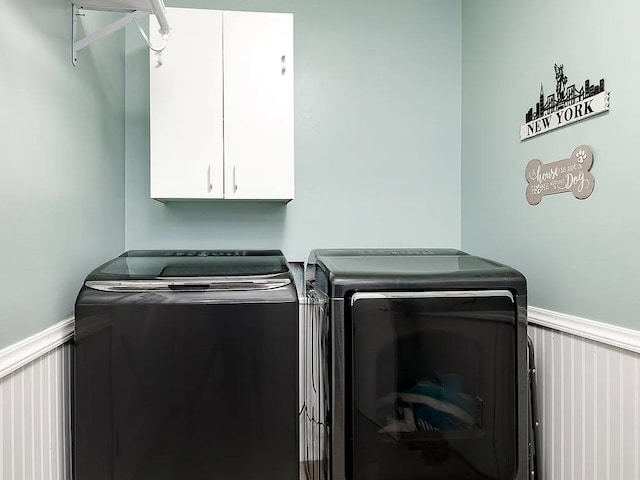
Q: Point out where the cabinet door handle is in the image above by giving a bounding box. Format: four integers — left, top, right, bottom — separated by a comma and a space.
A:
233, 165, 238, 192
207, 164, 214, 192
281, 55, 286, 75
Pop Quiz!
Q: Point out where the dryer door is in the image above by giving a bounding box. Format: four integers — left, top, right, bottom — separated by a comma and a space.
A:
347, 291, 517, 480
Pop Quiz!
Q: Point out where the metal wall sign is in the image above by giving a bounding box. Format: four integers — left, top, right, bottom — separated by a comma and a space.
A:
525, 145, 595, 205
520, 65, 610, 140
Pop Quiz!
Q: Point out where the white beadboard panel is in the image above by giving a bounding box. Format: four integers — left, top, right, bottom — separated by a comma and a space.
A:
2, 303, 639, 480
529, 323, 640, 480
0, 342, 72, 480
0, 317, 74, 380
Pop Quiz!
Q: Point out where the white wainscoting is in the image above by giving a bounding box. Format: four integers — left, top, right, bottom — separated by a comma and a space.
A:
0, 336, 72, 480
529, 313, 640, 480
2, 308, 639, 480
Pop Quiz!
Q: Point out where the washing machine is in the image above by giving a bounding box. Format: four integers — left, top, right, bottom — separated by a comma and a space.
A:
74, 250, 299, 480
303, 248, 528, 480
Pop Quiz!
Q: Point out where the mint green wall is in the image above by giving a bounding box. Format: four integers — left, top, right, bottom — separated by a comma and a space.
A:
4, 0, 635, 350
462, 0, 640, 328
124, 0, 462, 261
0, 1, 126, 349
4, 0, 635, 349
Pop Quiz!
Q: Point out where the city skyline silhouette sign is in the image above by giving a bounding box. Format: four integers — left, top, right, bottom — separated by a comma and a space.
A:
520, 65, 610, 141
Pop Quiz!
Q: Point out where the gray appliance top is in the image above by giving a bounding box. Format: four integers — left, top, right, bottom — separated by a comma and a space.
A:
80, 250, 297, 297
88, 250, 289, 279
306, 248, 526, 298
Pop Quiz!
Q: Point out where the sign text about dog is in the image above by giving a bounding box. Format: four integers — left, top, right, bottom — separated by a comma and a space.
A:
525, 145, 595, 205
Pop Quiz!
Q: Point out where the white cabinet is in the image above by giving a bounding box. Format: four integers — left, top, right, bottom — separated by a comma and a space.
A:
149, 8, 294, 202
223, 11, 294, 201
150, 8, 224, 200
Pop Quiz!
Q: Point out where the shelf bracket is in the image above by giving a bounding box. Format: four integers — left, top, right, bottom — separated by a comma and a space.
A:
72, 5, 147, 66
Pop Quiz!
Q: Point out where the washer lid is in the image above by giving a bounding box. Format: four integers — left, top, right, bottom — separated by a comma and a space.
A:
85, 250, 290, 281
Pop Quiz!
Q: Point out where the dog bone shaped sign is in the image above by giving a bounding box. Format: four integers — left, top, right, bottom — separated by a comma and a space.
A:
525, 145, 595, 205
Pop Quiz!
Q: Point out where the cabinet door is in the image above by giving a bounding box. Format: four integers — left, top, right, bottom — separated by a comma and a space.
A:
150, 8, 224, 200
223, 11, 294, 201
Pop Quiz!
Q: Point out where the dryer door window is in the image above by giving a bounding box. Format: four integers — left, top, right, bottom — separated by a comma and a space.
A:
348, 291, 517, 480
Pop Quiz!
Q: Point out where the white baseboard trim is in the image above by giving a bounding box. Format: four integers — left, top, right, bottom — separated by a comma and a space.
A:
0, 316, 75, 380
528, 306, 640, 354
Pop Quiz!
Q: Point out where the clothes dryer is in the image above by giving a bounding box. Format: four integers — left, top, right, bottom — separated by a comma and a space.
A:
304, 249, 528, 480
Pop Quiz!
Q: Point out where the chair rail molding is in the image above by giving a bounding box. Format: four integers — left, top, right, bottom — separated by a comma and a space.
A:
0, 316, 75, 380
528, 306, 640, 354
